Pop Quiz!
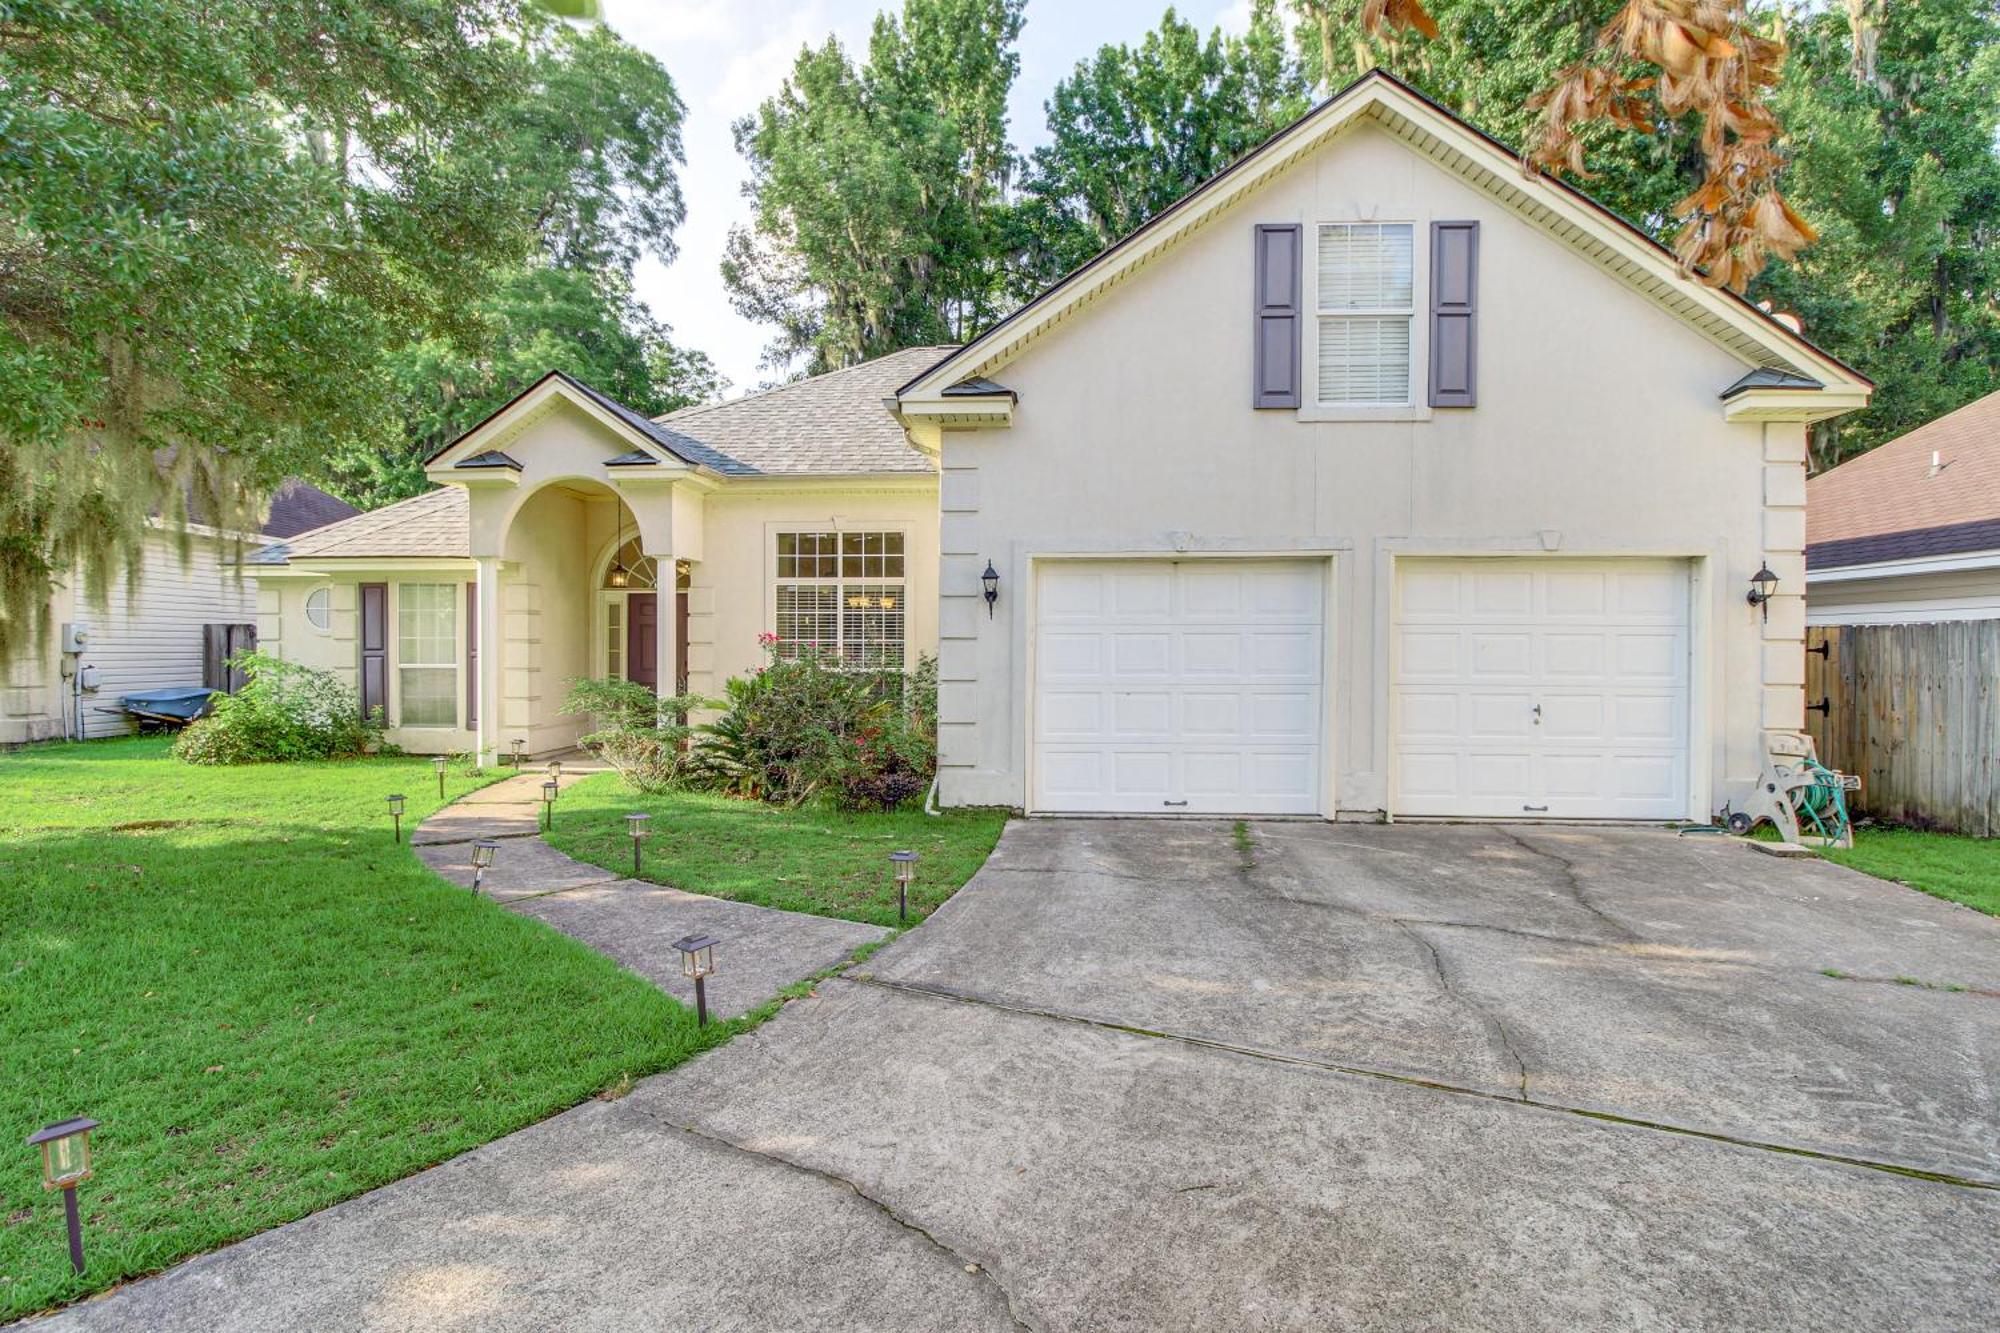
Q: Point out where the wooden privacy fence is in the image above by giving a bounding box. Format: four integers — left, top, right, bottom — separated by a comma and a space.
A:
1805, 622, 2000, 837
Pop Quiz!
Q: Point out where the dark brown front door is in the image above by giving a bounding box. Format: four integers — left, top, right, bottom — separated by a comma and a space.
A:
627, 593, 658, 690
675, 589, 690, 696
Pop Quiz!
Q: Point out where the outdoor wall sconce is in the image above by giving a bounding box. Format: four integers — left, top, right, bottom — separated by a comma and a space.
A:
626, 812, 651, 876
431, 755, 448, 799
27, 1117, 98, 1274
470, 839, 499, 894
1746, 563, 1780, 621
891, 849, 918, 923
674, 933, 720, 1026
386, 793, 406, 843
510, 738, 526, 769
981, 560, 1000, 618
540, 779, 558, 831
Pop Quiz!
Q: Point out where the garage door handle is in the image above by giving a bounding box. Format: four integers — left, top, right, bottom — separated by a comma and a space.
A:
1532, 703, 1543, 725
1163, 800, 1189, 807
1522, 804, 1549, 813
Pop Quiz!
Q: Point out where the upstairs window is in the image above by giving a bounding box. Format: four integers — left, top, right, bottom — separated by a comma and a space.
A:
1316, 222, 1414, 406
774, 531, 907, 669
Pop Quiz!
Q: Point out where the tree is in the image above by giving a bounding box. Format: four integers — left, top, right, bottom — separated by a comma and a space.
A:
0, 0, 546, 655
724, 0, 1025, 373
1013, 2, 1311, 293
334, 20, 717, 507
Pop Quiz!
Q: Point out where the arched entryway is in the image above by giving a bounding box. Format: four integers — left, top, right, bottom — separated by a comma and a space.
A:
594, 535, 691, 695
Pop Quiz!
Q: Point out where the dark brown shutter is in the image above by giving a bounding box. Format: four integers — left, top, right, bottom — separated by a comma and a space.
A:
1252, 223, 1302, 409
359, 583, 387, 723
465, 582, 478, 727
1429, 221, 1479, 408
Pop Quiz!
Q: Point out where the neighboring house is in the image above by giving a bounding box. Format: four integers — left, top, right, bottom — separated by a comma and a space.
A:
257, 70, 1873, 824
249, 352, 944, 758
1806, 389, 2000, 625
3, 480, 357, 744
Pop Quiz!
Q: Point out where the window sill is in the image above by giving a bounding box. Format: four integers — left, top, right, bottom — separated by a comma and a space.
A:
1297, 405, 1432, 424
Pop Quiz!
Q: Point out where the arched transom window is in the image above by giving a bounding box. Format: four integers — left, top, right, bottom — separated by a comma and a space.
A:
602, 538, 658, 590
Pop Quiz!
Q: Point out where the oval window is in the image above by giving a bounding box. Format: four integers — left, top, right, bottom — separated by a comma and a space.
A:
305, 586, 332, 632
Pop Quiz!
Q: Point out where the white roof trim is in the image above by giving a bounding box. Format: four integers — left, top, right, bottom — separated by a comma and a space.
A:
898, 71, 1871, 409
1807, 547, 2000, 584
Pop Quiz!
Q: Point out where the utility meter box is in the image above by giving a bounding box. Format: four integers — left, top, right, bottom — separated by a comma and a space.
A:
60, 623, 90, 654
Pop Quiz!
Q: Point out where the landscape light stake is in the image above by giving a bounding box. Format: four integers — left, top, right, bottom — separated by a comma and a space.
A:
470, 840, 499, 894
891, 849, 919, 923
547, 759, 563, 782
432, 755, 448, 799
386, 793, 406, 843
541, 779, 558, 832
27, 1118, 98, 1275
511, 738, 526, 770
626, 812, 651, 876
674, 934, 719, 1027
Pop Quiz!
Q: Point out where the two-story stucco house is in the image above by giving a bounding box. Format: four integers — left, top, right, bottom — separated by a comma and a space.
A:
256, 72, 1872, 823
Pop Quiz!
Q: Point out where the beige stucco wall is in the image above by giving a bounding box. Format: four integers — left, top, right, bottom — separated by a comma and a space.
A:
261, 397, 939, 759
3, 528, 259, 744
934, 121, 1808, 818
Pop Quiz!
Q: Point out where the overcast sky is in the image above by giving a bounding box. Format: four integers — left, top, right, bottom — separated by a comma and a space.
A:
603, 0, 1255, 395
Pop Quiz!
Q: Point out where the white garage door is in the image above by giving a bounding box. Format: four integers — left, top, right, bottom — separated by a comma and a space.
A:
1034, 561, 1324, 815
1393, 558, 1690, 819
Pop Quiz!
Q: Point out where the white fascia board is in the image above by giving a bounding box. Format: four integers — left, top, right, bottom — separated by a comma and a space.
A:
1807, 548, 2000, 584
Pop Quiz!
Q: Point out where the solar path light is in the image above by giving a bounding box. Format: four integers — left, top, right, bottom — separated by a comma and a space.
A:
674, 934, 719, 1027
432, 754, 448, 799
546, 758, 563, 782
626, 812, 651, 876
511, 738, 526, 769
386, 793, 406, 843
891, 849, 919, 923
541, 779, 558, 831
470, 840, 499, 894
27, 1118, 98, 1274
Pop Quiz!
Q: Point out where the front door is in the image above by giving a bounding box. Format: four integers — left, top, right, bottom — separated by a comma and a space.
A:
627, 593, 658, 690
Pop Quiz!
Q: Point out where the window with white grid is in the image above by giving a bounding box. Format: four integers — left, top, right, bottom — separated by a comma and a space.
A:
774, 531, 906, 667
396, 583, 457, 727
1316, 222, 1414, 406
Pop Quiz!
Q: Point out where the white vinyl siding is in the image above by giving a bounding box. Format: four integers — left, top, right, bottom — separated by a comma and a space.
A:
774, 531, 907, 668
70, 530, 258, 739
1316, 222, 1414, 406
396, 583, 457, 727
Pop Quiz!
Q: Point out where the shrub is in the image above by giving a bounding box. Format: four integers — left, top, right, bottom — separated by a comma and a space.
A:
175, 652, 381, 764
825, 653, 938, 812
565, 676, 704, 794
694, 643, 889, 806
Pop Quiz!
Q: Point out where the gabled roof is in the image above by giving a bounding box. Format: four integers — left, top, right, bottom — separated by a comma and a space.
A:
898, 69, 1870, 406
454, 450, 523, 471
261, 480, 359, 538
1808, 390, 2000, 569
658, 346, 952, 475
255, 486, 471, 563
1722, 368, 1823, 398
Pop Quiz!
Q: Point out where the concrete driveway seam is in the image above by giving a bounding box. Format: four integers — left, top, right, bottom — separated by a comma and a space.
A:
615, 1098, 1039, 1333
839, 973, 2000, 1193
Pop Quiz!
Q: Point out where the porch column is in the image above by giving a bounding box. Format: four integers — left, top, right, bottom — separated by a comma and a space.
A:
475, 555, 502, 765
651, 551, 681, 704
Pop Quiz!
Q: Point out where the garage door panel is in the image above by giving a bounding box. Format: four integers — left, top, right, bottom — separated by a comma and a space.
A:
1394, 559, 1689, 819
1034, 561, 1324, 815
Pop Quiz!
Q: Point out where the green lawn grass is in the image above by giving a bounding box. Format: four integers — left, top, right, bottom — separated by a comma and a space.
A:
0, 738, 732, 1320
544, 777, 1009, 926
1825, 825, 2000, 916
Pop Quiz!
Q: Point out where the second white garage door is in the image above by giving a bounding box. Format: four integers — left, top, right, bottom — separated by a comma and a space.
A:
1034, 560, 1324, 815
1392, 558, 1691, 819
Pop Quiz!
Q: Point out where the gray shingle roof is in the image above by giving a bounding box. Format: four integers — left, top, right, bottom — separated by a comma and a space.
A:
659, 346, 955, 475
259, 486, 471, 562
551, 372, 749, 475
1721, 367, 1823, 398
261, 480, 359, 537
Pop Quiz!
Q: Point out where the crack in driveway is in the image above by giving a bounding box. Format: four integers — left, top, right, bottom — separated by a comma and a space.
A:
1498, 828, 1639, 941
1395, 920, 1530, 1100
840, 974, 2000, 1194
624, 1101, 1036, 1331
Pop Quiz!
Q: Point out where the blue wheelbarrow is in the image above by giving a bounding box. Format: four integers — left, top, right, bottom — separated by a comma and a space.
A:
116, 686, 220, 731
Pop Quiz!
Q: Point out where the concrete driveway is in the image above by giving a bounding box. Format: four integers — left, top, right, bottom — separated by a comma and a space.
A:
44, 822, 2000, 1331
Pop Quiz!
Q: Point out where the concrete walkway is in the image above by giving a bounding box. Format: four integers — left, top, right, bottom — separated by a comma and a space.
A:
408, 762, 890, 1020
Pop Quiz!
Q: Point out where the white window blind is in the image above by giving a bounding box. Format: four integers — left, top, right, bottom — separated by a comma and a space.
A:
397, 583, 457, 727
1316, 222, 1414, 405
774, 531, 907, 668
